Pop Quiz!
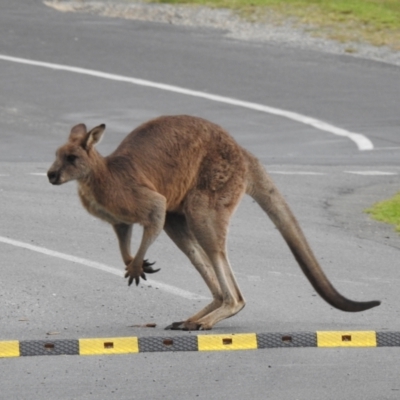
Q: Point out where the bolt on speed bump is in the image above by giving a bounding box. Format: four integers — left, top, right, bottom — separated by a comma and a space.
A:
1, 331, 400, 358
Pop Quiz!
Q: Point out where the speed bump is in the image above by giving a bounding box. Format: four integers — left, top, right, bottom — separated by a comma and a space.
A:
376, 331, 400, 347
0, 341, 20, 358
1, 331, 399, 358
316, 331, 376, 347
79, 337, 139, 355
198, 333, 258, 351
138, 335, 197, 352
257, 332, 316, 348
20, 339, 78, 356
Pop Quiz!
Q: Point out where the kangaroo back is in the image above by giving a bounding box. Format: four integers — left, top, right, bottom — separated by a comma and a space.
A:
243, 150, 380, 312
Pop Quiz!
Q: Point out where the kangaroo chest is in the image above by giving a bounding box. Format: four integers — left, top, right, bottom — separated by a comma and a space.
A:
78, 183, 121, 225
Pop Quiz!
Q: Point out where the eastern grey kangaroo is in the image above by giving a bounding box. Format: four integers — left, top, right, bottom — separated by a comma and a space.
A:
47, 115, 380, 330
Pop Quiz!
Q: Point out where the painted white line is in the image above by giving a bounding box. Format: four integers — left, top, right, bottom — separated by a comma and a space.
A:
29, 173, 47, 176
373, 147, 400, 151
269, 171, 326, 175
345, 171, 398, 176
0, 54, 373, 151
0, 236, 208, 301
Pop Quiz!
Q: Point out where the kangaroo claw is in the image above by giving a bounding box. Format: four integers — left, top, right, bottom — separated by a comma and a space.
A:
143, 259, 160, 274
165, 321, 185, 330
165, 321, 203, 331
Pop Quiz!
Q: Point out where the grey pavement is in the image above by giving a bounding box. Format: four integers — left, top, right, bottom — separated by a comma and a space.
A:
1, 1, 400, 399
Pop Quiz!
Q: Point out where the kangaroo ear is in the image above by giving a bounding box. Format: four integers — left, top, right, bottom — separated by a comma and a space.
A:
83, 124, 106, 149
69, 123, 87, 142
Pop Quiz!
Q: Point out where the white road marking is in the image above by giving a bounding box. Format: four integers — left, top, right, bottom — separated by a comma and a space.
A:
0, 54, 374, 151
345, 171, 398, 176
0, 236, 208, 301
373, 147, 400, 151
29, 173, 47, 176
269, 171, 326, 175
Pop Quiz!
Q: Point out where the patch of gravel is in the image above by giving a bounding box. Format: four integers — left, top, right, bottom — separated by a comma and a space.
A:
44, 0, 400, 67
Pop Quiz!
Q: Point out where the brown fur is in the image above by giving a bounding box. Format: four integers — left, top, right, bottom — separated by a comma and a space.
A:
47, 115, 380, 330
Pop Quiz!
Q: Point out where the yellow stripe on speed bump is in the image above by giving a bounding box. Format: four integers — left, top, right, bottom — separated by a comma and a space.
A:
0, 341, 20, 358
198, 333, 257, 351
79, 337, 139, 355
317, 331, 377, 347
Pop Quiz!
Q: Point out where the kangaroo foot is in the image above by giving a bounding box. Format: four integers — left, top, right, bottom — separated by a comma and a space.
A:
164, 321, 206, 331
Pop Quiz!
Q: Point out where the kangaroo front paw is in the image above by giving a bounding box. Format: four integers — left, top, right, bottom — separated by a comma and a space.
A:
125, 259, 159, 286
125, 267, 145, 286
125, 261, 146, 286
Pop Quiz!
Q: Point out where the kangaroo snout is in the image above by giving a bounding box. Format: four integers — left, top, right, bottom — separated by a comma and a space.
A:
47, 170, 60, 185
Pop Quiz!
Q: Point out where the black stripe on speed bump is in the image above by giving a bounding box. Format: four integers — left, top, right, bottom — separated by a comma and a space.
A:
20, 339, 79, 356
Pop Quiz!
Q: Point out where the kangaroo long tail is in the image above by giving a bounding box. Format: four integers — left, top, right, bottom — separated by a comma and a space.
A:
244, 151, 380, 312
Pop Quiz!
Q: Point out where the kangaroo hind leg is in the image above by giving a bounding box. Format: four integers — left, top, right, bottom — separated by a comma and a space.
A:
164, 212, 224, 330
177, 189, 246, 330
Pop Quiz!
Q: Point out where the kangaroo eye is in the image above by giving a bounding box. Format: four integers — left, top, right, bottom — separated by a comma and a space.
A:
66, 155, 77, 163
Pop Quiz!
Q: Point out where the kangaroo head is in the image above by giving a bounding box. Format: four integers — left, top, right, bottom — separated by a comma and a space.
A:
47, 123, 106, 185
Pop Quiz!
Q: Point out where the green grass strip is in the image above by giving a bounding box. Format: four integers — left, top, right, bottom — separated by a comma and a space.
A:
147, 0, 400, 49
365, 192, 400, 232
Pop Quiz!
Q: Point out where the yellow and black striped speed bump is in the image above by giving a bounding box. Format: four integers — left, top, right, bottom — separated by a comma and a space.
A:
1, 331, 400, 358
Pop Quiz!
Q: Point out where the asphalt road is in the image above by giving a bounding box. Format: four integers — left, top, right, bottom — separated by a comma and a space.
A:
1, 1, 400, 399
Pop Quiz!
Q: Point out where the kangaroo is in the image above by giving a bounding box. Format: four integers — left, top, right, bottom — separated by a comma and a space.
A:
47, 115, 380, 330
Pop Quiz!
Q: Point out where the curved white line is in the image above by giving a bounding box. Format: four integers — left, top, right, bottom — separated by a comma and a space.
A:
345, 171, 398, 176
0, 236, 208, 301
0, 54, 373, 151
269, 171, 326, 175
